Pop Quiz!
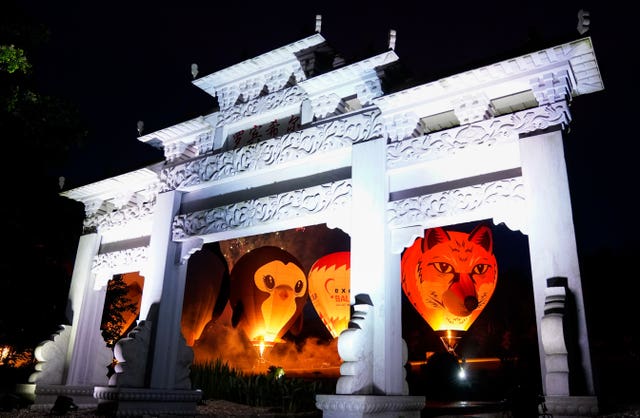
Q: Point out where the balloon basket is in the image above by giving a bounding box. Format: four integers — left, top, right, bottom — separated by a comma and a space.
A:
437, 330, 464, 357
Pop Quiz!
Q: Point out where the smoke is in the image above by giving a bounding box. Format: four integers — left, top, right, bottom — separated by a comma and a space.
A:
191, 305, 341, 377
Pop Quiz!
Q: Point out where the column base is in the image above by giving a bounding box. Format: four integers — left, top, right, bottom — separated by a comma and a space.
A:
94, 386, 202, 416
28, 384, 97, 411
316, 394, 425, 418
543, 395, 598, 417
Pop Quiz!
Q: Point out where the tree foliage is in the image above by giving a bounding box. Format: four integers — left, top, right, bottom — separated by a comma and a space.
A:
100, 275, 139, 347
0, 1, 87, 355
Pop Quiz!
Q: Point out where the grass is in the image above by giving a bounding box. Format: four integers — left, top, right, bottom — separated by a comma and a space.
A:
190, 359, 335, 414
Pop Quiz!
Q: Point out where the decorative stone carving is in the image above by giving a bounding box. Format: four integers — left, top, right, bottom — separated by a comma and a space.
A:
217, 85, 306, 127
111, 321, 152, 387
178, 237, 204, 265
452, 92, 495, 125
309, 93, 345, 119
29, 325, 71, 385
382, 112, 420, 142
92, 247, 149, 289
387, 102, 571, 168
315, 394, 425, 418
336, 296, 374, 395
387, 177, 526, 237
356, 79, 382, 106
174, 333, 195, 390
173, 180, 351, 240
531, 69, 574, 106
541, 279, 570, 396
84, 199, 155, 235
161, 109, 382, 191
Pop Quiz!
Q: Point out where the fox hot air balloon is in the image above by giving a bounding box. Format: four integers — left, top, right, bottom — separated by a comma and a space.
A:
229, 246, 307, 357
401, 223, 498, 354
308, 251, 350, 339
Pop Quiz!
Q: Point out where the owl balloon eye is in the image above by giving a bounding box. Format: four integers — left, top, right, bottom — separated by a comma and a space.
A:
263, 274, 275, 289
294, 279, 304, 294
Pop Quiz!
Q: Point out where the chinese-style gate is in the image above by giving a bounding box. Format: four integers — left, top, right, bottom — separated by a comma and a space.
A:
25, 21, 603, 417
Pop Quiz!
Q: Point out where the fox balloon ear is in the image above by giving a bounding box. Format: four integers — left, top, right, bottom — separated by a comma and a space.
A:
422, 227, 450, 252
468, 223, 493, 253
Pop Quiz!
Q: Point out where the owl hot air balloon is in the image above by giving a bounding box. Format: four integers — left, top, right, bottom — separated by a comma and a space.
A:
308, 251, 350, 339
229, 246, 307, 358
401, 223, 498, 355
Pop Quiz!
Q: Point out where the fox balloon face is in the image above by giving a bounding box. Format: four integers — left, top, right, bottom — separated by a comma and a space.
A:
401, 224, 498, 332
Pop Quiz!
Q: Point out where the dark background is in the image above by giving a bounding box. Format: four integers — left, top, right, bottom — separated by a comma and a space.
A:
3, 0, 638, 407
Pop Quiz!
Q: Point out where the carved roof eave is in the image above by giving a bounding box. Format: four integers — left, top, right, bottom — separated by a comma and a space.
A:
60, 167, 161, 205
192, 33, 327, 97
373, 37, 603, 118
137, 115, 215, 149
298, 50, 399, 97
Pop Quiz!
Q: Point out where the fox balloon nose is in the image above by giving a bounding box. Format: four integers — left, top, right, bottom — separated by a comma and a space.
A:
443, 274, 478, 316
464, 295, 478, 311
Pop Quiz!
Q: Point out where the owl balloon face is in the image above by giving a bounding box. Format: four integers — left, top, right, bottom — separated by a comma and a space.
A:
253, 260, 306, 342
229, 246, 308, 344
401, 224, 498, 332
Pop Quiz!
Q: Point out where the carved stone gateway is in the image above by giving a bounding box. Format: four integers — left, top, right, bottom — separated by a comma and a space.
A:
31, 27, 603, 417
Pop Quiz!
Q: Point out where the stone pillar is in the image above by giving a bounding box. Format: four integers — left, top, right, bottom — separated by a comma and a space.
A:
316, 137, 423, 417
519, 127, 598, 416
28, 233, 111, 410
94, 191, 201, 416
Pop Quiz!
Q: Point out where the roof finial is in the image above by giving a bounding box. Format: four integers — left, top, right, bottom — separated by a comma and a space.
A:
191, 63, 199, 79
577, 9, 590, 35
388, 29, 397, 50
137, 120, 144, 136
315, 15, 322, 33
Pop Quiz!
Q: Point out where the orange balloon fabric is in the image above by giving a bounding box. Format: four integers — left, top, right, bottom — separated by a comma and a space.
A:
229, 246, 308, 345
401, 224, 498, 332
308, 251, 350, 338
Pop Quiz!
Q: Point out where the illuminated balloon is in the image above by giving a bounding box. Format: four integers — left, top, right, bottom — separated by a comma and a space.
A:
308, 251, 350, 338
401, 224, 498, 336
181, 242, 230, 346
229, 246, 307, 352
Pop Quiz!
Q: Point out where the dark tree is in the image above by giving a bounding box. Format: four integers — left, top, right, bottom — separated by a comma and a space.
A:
0, 0, 87, 363
100, 275, 139, 348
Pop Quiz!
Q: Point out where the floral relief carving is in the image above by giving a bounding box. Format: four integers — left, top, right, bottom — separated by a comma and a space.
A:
161, 110, 383, 191
83, 199, 156, 233
387, 102, 570, 168
387, 178, 525, 231
173, 180, 351, 240
217, 85, 306, 127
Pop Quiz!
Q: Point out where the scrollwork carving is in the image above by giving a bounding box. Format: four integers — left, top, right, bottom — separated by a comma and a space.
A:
161, 110, 382, 191
387, 178, 526, 234
173, 180, 351, 240
387, 102, 570, 168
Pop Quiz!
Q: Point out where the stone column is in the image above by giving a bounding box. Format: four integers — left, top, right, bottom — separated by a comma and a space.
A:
94, 191, 201, 416
28, 233, 111, 410
519, 127, 598, 416
316, 137, 423, 417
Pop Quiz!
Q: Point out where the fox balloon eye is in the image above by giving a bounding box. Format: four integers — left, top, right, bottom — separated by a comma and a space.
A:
472, 264, 490, 274
431, 262, 454, 274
